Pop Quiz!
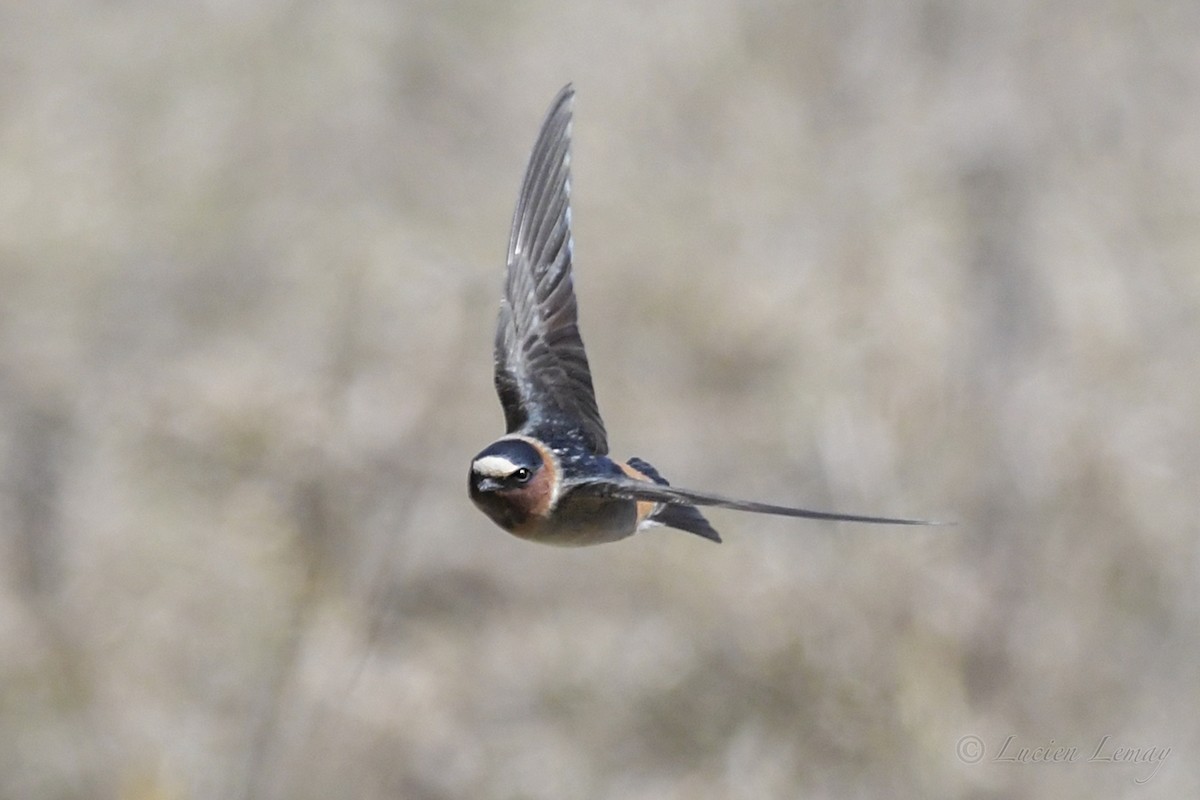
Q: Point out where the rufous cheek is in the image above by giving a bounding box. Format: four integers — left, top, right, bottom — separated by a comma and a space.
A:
507, 467, 556, 520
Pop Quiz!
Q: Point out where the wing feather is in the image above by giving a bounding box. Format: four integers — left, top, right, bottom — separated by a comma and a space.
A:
569, 475, 946, 527
494, 84, 607, 453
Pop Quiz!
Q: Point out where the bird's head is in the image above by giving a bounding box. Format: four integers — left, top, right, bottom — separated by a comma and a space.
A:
469, 437, 556, 531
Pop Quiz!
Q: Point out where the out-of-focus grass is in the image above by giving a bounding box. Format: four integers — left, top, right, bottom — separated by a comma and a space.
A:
1, 2, 1197, 798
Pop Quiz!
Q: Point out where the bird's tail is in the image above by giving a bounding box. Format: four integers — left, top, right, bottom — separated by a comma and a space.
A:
626, 457, 721, 543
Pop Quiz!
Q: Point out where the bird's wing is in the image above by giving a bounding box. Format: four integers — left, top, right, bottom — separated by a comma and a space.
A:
494, 84, 607, 454
568, 474, 945, 526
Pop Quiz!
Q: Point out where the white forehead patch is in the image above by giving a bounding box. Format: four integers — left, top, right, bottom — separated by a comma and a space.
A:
473, 455, 520, 478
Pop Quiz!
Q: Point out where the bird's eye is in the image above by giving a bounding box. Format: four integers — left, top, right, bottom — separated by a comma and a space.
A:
512, 467, 532, 483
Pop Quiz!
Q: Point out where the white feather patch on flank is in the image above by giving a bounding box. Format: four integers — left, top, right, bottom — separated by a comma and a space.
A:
473, 455, 520, 478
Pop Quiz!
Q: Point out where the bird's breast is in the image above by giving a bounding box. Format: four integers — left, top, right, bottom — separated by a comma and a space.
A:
508, 492, 639, 547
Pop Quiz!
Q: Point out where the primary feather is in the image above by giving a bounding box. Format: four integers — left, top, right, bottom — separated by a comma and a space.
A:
494, 84, 608, 454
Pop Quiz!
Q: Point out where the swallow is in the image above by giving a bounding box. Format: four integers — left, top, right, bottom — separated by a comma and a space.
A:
469, 84, 939, 546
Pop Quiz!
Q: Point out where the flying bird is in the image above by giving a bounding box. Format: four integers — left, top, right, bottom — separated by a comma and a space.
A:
469, 84, 938, 545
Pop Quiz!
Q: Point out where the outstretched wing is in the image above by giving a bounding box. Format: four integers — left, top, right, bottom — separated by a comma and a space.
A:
494, 84, 607, 454
569, 474, 946, 527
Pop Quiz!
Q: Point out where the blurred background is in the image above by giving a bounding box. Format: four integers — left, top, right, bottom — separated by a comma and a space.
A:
1, 1, 1196, 798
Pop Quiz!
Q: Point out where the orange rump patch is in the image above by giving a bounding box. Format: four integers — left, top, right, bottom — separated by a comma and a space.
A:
618, 461, 658, 525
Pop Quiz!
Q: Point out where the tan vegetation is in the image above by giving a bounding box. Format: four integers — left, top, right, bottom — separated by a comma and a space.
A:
1, 2, 1196, 797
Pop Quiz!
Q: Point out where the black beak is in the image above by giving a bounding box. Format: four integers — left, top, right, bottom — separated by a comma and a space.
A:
475, 476, 503, 493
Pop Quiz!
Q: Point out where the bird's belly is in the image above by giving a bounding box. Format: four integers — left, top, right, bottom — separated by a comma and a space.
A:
512, 496, 639, 547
